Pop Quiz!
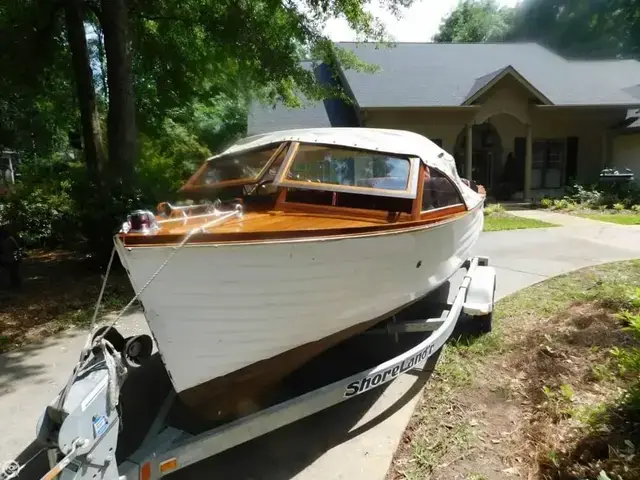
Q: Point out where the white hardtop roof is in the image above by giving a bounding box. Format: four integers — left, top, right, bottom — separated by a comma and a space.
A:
214, 127, 444, 164
211, 127, 483, 209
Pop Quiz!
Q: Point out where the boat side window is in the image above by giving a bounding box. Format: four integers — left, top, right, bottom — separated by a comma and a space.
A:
287, 145, 411, 191
188, 145, 281, 187
422, 167, 464, 210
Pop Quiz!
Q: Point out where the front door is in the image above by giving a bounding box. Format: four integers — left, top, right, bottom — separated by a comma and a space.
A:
471, 150, 492, 188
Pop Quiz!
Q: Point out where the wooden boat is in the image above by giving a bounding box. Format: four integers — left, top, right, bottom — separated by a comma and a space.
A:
114, 128, 485, 420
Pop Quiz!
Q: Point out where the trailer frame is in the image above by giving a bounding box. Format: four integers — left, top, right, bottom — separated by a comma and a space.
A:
28, 255, 495, 480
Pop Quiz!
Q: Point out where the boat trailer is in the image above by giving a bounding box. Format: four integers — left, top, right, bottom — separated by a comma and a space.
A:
12, 256, 496, 480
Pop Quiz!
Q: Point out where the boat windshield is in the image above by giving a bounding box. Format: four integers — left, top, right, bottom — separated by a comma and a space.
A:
279, 144, 413, 195
186, 144, 282, 187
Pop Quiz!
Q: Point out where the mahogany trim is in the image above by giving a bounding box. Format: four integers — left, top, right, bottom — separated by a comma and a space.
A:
278, 201, 411, 223
274, 187, 288, 208
412, 163, 426, 220
274, 142, 300, 184
118, 203, 470, 248
275, 178, 415, 199
419, 203, 465, 220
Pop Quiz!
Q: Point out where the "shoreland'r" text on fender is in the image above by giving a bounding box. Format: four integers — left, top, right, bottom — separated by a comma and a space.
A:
344, 343, 436, 398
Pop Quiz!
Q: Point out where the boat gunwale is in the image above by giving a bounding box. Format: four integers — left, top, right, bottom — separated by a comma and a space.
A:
116, 202, 481, 248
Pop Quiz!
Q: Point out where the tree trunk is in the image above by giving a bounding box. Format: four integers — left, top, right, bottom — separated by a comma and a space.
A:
64, 0, 106, 182
101, 0, 137, 191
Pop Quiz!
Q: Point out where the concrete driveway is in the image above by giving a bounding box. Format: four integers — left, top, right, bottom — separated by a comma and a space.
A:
2, 216, 640, 479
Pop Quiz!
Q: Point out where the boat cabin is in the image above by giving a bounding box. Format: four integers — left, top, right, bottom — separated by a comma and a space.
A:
120, 129, 483, 245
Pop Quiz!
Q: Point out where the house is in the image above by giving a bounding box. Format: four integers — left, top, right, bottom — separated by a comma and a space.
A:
248, 42, 640, 200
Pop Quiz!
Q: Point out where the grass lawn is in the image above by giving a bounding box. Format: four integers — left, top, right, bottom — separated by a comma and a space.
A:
0, 250, 133, 353
484, 212, 557, 232
576, 212, 640, 225
389, 260, 640, 480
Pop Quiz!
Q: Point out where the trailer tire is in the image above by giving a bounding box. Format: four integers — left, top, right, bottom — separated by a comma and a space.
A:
472, 311, 493, 335
454, 271, 496, 339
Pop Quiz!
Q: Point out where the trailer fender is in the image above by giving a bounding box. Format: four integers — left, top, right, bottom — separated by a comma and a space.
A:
463, 265, 496, 316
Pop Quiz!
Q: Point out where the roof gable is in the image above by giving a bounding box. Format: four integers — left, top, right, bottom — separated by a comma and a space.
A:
462, 65, 553, 106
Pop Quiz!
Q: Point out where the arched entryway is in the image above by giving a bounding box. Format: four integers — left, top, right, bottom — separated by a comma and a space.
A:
454, 121, 503, 190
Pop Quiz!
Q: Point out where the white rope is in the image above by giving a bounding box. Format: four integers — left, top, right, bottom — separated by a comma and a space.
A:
96, 338, 127, 412
90, 247, 116, 329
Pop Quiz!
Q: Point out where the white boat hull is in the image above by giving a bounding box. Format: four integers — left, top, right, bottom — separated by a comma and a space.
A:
115, 207, 483, 399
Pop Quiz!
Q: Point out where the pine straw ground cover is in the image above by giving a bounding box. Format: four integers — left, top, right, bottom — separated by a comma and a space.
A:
0, 249, 132, 353
388, 260, 640, 480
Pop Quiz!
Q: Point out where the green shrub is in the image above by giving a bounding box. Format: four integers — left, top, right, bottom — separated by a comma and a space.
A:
566, 184, 604, 207
631, 205, 640, 213
0, 179, 79, 247
540, 197, 553, 209
484, 203, 505, 216
552, 198, 569, 210
613, 202, 625, 211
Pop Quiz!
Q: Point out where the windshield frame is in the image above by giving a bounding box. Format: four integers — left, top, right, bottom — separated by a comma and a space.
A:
179, 140, 422, 200
180, 142, 289, 192
273, 142, 421, 199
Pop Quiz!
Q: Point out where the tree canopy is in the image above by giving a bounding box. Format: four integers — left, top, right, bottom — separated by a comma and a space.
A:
434, 0, 640, 61
433, 0, 515, 43
0, 0, 417, 254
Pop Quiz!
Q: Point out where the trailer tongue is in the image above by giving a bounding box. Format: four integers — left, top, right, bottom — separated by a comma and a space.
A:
28, 257, 495, 480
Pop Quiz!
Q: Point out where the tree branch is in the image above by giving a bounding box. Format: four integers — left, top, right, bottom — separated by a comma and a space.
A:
84, 1, 103, 23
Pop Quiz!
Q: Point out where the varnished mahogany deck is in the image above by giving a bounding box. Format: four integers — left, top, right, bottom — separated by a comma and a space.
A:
119, 203, 468, 247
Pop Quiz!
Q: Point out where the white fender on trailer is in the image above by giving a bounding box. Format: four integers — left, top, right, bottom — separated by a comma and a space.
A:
463, 256, 496, 316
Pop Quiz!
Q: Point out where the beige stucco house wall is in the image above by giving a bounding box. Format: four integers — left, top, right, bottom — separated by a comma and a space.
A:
361, 75, 627, 198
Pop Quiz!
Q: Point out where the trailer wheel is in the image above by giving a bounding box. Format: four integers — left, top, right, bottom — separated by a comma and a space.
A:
472, 310, 493, 334
475, 273, 497, 334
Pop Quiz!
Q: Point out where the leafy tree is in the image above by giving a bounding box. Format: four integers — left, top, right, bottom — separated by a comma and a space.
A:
433, 0, 516, 43
1, 0, 417, 256
506, 0, 638, 59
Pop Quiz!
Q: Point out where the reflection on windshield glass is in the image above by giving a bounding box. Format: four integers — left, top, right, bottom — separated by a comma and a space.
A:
192, 146, 279, 186
289, 145, 410, 190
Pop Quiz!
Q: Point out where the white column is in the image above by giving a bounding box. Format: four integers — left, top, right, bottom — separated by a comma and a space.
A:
524, 124, 533, 201
465, 124, 473, 179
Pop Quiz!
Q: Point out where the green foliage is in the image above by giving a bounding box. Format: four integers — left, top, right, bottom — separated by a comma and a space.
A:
2, 0, 420, 257
612, 293, 640, 378
484, 202, 505, 216
540, 197, 553, 209
0, 176, 78, 247
542, 383, 575, 420
566, 184, 604, 208
433, 0, 515, 43
507, 0, 640, 59
563, 183, 640, 211
552, 198, 570, 210
632, 205, 640, 212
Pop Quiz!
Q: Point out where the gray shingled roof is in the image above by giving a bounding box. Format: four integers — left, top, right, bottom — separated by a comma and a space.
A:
464, 67, 506, 102
337, 42, 640, 107
247, 61, 360, 135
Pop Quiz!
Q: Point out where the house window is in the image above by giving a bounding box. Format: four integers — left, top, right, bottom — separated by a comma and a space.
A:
532, 139, 565, 189
422, 167, 464, 210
